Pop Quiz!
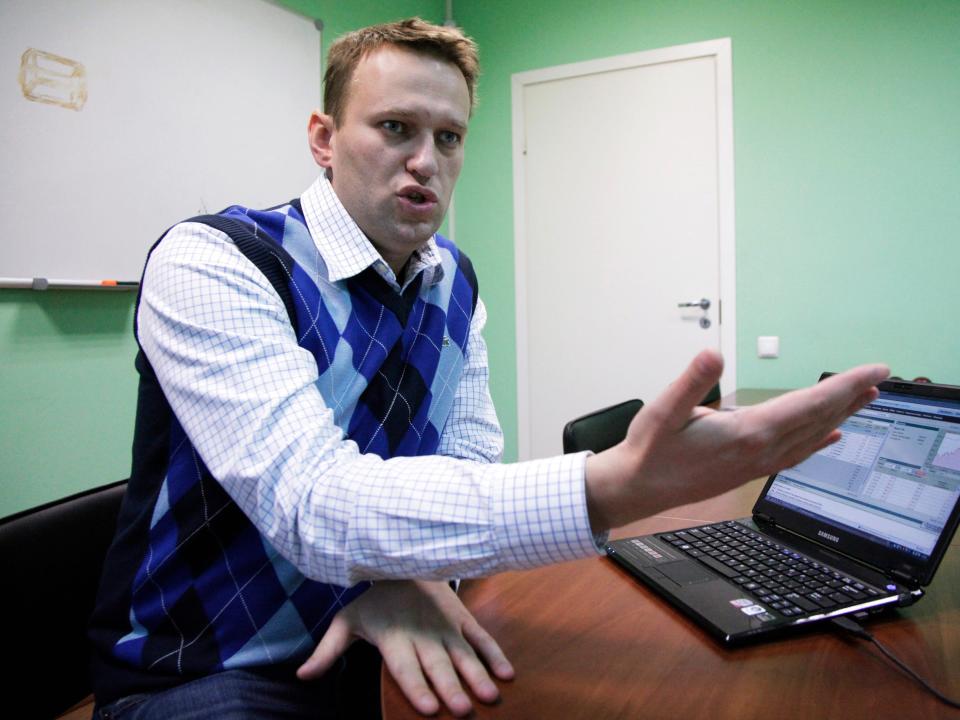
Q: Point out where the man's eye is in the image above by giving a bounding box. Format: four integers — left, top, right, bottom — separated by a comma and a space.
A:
381, 120, 405, 134
438, 130, 461, 146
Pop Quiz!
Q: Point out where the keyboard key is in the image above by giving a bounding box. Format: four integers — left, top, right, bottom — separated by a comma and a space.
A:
698, 554, 739, 578
784, 593, 818, 612
806, 592, 836, 609
840, 585, 866, 600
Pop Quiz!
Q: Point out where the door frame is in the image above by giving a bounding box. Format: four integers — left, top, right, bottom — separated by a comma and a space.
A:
511, 38, 737, 459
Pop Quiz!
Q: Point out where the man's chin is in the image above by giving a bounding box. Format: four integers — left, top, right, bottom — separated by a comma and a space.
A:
368, 223, 440, 262
397, 219, 443, 245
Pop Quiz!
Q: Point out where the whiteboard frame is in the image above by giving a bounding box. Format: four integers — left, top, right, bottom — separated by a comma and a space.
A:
0, 0, 323, 289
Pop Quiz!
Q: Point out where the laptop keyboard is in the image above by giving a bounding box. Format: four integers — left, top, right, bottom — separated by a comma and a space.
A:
659, 521, 885, 617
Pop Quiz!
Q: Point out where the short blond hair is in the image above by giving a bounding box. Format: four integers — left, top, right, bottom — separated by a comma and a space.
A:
324, 17, 480, 125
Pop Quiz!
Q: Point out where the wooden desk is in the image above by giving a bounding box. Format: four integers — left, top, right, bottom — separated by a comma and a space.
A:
382, 392, 960, 720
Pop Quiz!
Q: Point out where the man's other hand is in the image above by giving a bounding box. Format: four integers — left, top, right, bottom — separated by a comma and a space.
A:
585, 350, 889, 530
297, 580, 514, 717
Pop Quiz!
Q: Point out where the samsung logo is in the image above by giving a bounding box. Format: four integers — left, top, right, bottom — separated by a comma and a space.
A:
818, 530, 840, 543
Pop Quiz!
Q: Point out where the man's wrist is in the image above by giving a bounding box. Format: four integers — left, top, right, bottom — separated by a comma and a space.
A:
584, 451, 621, 533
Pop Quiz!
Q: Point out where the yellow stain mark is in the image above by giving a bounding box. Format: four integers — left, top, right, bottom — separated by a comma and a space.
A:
19, 48, 88, 111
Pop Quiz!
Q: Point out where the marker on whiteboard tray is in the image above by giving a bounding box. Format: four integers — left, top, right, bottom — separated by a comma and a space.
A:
0, 277, 140, 289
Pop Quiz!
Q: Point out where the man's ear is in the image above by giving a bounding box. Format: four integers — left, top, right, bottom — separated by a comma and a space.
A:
308, 110, 335, 168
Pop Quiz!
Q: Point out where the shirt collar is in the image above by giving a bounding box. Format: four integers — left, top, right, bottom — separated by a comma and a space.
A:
300, 174, 444, 290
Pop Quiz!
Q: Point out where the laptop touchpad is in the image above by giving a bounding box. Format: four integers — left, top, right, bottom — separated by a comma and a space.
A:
657, 561, 717, 585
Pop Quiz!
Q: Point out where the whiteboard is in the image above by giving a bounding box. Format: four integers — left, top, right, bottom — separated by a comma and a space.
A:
0, 0, 321, 284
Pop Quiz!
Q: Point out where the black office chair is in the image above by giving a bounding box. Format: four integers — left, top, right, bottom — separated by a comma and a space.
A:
562, 399, 644, 453
562, 381, 720, 454
700, 382, 722, 406
0, 480, 127, 719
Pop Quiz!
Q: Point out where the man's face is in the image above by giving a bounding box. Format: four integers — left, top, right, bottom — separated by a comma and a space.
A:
309, 45, 470, 273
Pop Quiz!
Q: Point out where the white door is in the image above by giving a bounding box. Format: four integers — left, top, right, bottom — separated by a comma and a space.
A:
513, 39, 736, 460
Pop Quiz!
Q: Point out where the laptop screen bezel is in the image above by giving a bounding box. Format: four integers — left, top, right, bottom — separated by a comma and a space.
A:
752, 377, 960, 588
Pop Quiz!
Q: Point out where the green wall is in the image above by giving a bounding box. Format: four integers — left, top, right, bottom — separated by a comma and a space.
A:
278, 0, 442, 54
449, 0, 960, 461
3, 0, 958, 515
0, 291, 138, 515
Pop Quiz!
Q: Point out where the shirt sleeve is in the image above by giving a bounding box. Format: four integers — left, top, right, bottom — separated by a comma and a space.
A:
138, 222, 604, 589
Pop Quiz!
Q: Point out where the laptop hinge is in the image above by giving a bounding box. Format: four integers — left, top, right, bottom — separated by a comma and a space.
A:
753, 512, 776, 525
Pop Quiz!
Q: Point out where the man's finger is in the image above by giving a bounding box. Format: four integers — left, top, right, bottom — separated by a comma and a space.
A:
818, 364, 890, 397
296, 613, 356, 680
742, 369, 886, 475
649, 349, 724, 431
747, 366, 887, 438
415, 638, 473, 717
773, 381, 883, 453
774, 385, 880, 468
443, 636, 500, 705
380, 634, 441, 717
777, 429, 842, 470
462, 618, 514, 681
826, 386, 881, 431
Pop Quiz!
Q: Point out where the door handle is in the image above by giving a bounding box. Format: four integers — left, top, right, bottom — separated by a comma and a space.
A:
677, 298, 711, 311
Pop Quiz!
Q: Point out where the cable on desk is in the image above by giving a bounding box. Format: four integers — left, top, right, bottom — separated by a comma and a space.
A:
831, 616, 960, 709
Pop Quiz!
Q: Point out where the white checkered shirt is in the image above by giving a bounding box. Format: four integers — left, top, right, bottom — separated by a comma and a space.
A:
137, 175, 601, 588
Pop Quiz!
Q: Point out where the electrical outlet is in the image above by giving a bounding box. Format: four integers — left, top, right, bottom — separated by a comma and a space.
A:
758, 336, 779, 358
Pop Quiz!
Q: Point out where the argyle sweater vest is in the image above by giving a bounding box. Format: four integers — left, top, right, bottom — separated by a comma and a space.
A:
90, 199, 479, 703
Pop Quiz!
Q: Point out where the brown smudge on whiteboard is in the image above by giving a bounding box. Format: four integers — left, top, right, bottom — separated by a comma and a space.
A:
19, 48, 88, 111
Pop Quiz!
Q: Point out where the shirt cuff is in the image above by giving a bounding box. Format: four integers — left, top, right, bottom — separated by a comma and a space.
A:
493, 451, 604, 568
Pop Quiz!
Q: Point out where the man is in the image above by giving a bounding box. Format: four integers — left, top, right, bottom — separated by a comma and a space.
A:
90, 17, 888, 720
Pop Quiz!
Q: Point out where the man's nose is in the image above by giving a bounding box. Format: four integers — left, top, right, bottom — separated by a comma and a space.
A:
407, 134, 439, 182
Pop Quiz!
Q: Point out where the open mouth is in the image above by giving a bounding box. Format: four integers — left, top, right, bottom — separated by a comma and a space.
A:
399, 186, 438, 206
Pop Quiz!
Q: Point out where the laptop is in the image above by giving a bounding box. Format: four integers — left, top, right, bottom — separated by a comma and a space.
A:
606, 376, 960, 645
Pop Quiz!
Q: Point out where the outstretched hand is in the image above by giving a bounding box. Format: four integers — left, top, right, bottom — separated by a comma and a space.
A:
297, 580, 514, 717
585, 350, 889, 530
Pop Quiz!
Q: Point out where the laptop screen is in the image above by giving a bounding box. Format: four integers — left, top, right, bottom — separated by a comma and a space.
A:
757, 381, 960, 581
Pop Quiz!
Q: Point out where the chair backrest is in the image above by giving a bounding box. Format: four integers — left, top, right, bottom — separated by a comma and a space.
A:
0, 480, 127, 718
700, 382, 722, 406
562, 399, 644, 454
